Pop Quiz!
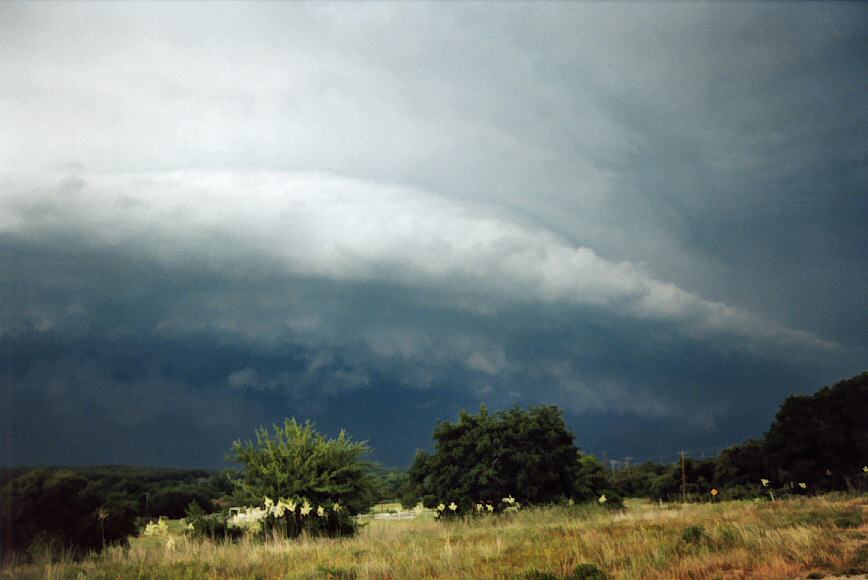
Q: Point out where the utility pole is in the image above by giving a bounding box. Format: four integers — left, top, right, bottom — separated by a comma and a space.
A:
680, 450, 687, 503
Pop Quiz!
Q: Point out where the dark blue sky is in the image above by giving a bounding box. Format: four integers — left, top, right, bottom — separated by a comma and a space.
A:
1, 3, 866, 468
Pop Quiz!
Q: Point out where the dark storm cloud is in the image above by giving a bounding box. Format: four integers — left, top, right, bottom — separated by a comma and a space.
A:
1, 2, 865, 466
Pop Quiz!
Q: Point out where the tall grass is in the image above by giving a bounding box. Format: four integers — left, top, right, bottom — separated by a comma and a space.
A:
2, 496, 865, 579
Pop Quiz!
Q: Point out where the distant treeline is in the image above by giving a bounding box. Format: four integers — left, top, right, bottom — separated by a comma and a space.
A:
0, 465, 234, 556
0, 461, 406, 558
608, 372, 868, 500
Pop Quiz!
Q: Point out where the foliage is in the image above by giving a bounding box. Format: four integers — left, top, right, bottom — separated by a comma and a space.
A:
681, 525, 706, 545
574, 454, 623, 509
404, 405, 604, 512
710, 373, 867, 494
0, 469, 138, 557
0, 466, 233, 558
229, 418, 376, 537
570, 563, 608, 580
369, 466, 409, 504
524, 571, 560, 580
833, 507, 862, 529
183, 502, 243, 542
609, 372, 868, 500
762, 371, 867, 490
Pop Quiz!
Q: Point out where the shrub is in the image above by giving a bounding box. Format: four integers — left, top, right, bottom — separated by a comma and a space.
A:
229, 418, 376, 537
524, 571, 559, 580
681, 525, 707, 545
569, 563, 608, 580
834, 508, 862, 529
316, 565, 358, 579
596, 489, 625, 510
714, 524, 740, 549
183, 502, 243, 542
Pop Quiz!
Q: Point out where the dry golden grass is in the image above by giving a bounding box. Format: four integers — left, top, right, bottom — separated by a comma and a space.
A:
3, 496, 865, 579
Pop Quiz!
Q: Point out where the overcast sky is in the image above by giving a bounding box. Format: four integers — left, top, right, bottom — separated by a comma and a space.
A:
1, 2, 866, 468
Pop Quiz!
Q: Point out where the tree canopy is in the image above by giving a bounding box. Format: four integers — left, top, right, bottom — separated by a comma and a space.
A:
729, 371, 867, 491
403, 405, 605, 510
230, 418, 376, 516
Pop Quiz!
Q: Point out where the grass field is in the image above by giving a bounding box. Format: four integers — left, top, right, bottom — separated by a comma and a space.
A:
3, 496, 866, 579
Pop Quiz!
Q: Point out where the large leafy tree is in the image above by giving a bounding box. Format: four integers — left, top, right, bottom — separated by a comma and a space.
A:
609, 372, 868, 500
404, 405, 591, 510
762, 371, 867, 490
230, 418, 376, 516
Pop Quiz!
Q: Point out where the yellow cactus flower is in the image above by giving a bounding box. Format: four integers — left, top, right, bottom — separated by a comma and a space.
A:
503, 495, 516, 505
317, 505, 326, 518
486, 504, 494, 512
436, 503, 446, 512
598, 494, 607, 504
332, 502, 342, 513
475, 503, 484, 512
761, 478, 770, 487
448, 502, 457, 512
798, 482, 807, 489
710, 488, 718, 496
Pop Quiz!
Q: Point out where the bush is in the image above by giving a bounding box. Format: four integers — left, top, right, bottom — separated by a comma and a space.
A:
596, 489, 625, 510
316, 565, 358, 579
229, 418, 376, 537
714, 524, 740, 549
681, 525, 707, 545
524, 571, 559, 580
183, 502, 242, 542
569, 563, 608, 580
834, 508, 862, 529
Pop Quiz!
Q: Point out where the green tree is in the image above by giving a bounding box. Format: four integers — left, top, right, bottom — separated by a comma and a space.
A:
404, 405, 597, 512
762, 372, 867, 490
230, 418, 376, 517
574, 454, 609, 498
0, 469, 137, 557
369, 465, 409, 503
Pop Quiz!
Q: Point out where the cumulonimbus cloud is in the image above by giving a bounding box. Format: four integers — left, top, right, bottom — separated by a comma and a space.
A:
0, 170, 835, 352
